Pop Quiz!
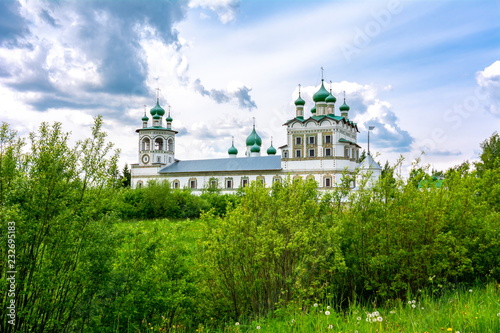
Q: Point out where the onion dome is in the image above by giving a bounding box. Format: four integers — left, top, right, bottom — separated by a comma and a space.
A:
267, 144, 276, 155
294, 93, 305, 106
150, 100, 165, 116
228, 144, 238, 155
325, 91, 337, 103
166, 112, 173, 122
153, 114, 161, 120
250, 142, 261, 153
246, 125, 262, 146
312, 80, 330, 103
142, 114, 149, 122
228, 137, 238, 155
311, 105, 317, 114
339, 100, 350, 112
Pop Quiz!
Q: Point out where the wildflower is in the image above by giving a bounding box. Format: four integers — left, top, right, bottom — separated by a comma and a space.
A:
497, 313, 500, 316
412, 304, 416, 308
377, 316, 383, 322
447, 328, 452, 332
256, 326, 261, 330
235, 322, 240, 326
407, 301, 412, 305
389, 310, 396, 314
291, 319, 295, 323
469, 289, 473, 293
327, 305, 331, 309
325, 311, 331, 315
372, 311, 380, 316
327, 324, 333, 329
314, 303, 318, 307
411, 300, 416, 304
357, 317, 362, 321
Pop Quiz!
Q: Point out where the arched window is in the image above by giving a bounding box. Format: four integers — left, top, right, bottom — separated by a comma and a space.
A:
273, 176, 282, 183
256, 176, 265, 185
173, 180, 180, 189
189, 178, 197, 189
142, 138, 150, 151
167, 138, 174, 152
154, 138, 163, 151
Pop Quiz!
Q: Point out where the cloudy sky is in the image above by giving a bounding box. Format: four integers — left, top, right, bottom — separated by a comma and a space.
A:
1, 0, 499, 174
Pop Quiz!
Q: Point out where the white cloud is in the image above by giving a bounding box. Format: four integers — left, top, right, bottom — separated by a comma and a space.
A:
476, 60, 500, 117
188, 0, 240, 23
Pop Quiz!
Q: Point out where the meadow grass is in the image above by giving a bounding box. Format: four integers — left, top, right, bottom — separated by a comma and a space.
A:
115, 219, 500, 333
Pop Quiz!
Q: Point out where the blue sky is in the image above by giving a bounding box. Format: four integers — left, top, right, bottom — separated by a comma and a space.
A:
0, 0, 499, 174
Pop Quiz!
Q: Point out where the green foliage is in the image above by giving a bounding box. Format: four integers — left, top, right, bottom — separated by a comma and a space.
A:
0, 117, 120, 332
199, 178, 345, 320
88, 220, 200, 332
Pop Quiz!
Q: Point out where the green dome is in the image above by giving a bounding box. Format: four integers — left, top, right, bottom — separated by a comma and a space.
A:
142, 114, 149, 121
325, 91, 337, 103
246, 126, 262, 146
153, 114, 161, 119
311, 105, 317, 114
228, 143, 238, 155
150, 101, 165, 116
295, 94, 305, 106
339, 101, 350, 112
312, 80, 330, 103
250, 142, 261, 153
267, 144, 277, 155
166, 113, 173, 122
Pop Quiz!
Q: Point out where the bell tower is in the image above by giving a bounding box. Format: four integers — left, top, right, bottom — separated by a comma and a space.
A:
136, 89, 177, 167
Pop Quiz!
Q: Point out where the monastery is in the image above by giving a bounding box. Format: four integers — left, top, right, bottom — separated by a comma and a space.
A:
130, 80, 381, 192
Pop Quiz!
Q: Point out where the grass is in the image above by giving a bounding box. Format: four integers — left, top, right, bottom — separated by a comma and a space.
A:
213, 284, 500, 332
114, 219, 500, 333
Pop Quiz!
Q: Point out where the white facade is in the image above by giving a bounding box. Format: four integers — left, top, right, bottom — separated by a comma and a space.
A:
131, 81, 381, 192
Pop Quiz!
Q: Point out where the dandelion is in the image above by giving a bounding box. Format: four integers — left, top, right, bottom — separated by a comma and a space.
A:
327, 324, 333, 329
314, 303, 318, 307
327, 305, 331, 310
412, 300, 416, 304
447, 328, 452, 332
497, 313, 500, 316
377, 316, 383, 322
325, 311, 331, 315
389, 310, 396, 314
291, 319, 295, 323
469, 289, 473, 293
256, 325, 261, 330
235, 322, 240, 326
407, 301, 412, 305
412, 304, 416, 308
357, 317, 362, 321
372, 311, 380, 316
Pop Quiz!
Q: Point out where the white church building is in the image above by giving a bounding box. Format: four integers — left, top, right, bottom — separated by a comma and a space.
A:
130, 80, 381, 192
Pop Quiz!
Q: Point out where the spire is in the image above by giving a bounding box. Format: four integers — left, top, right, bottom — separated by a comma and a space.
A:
228, 136, 238, 157
267, 136, 277, 155
141, 104, 149, 128
339, 91, 350, 117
